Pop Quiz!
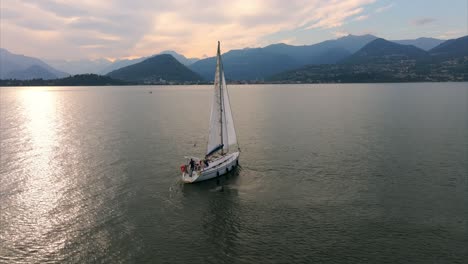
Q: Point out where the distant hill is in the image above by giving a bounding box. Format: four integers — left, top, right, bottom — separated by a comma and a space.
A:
310, 34, 378, 54
100, 51, 198, 75
429, 35, 468, 59
190, 34, 378, 80
45, 51, 198, 75
343, 38, 429, 64
262, 34, 377, 62
46, 58, 112, 75
159, 50, 199, 66
99, 57, 146, 75
0, 48, 69, 80
106, 54, 202, 83
6, 65, 59, 80
392, 37, 444, 51
189, 48, 300, 81
0, 74, 130, 86
260, 44, 351, 66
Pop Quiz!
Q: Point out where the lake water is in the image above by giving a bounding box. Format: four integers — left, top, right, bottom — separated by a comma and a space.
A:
0, 83, 467, 263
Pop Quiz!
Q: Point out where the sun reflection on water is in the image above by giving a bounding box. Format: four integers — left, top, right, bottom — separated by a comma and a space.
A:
13, 88, 67, 258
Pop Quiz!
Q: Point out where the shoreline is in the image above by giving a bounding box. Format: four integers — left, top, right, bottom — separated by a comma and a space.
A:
1, 80, 467, 87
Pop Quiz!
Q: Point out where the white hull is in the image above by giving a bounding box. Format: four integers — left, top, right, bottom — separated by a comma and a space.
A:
182, 152, 239, 183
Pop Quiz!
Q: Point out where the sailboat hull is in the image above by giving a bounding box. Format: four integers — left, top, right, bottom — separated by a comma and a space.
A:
182, 152, 239, 183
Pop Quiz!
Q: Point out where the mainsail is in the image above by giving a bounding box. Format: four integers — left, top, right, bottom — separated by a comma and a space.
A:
206, 42, 237, 156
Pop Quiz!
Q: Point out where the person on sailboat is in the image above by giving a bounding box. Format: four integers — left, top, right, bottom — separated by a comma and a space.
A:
189, 158, 195, 176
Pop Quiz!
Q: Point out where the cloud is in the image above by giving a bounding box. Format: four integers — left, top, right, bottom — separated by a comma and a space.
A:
375, 3, 394, 13
16, 19, 54, 30
298, 0, 376, 30
354, 15, 369, 21
437, 30, 464, 39
411, 17, 436, 26
1, 0, 377, 59
1, 7, 21, 19
20, 0, 88, 17
333, 31, 350, 37
358, 30, 377, 36
278, 38, 297, 44
304, 7, 365, 29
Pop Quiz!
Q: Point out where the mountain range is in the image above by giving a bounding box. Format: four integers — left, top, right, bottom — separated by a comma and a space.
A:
269, 36, 468, 83
0, 48, 68, 80
189, 34, 379, 80
1, 35, 466, 82
188, 34, 452, 81
429, 35, 468, 59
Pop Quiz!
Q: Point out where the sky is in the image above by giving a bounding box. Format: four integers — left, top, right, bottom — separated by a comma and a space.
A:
1, 0, 466, 60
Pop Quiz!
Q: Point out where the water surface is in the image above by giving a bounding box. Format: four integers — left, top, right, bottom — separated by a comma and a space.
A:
1, 83, 467, 263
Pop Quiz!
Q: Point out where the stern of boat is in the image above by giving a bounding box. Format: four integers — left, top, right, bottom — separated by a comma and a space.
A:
181, 171, 200, 183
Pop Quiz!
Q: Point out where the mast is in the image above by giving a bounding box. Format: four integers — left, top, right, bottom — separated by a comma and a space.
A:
218, 41, 224, 155
206, 41, 236, 157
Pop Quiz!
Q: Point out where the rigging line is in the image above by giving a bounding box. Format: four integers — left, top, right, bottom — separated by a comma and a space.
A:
218, 41, 224, 154
219, 42, 230, 153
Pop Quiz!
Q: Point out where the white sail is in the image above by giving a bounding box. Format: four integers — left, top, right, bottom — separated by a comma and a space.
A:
221, 71, 237, 151
206, 44, 223, 156
206, 42, 237, 156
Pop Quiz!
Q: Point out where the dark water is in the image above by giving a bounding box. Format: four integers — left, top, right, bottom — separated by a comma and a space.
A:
0, 83, 467, 263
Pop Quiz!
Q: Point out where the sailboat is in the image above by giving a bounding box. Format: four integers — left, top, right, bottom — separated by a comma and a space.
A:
180, 42, 240, 183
